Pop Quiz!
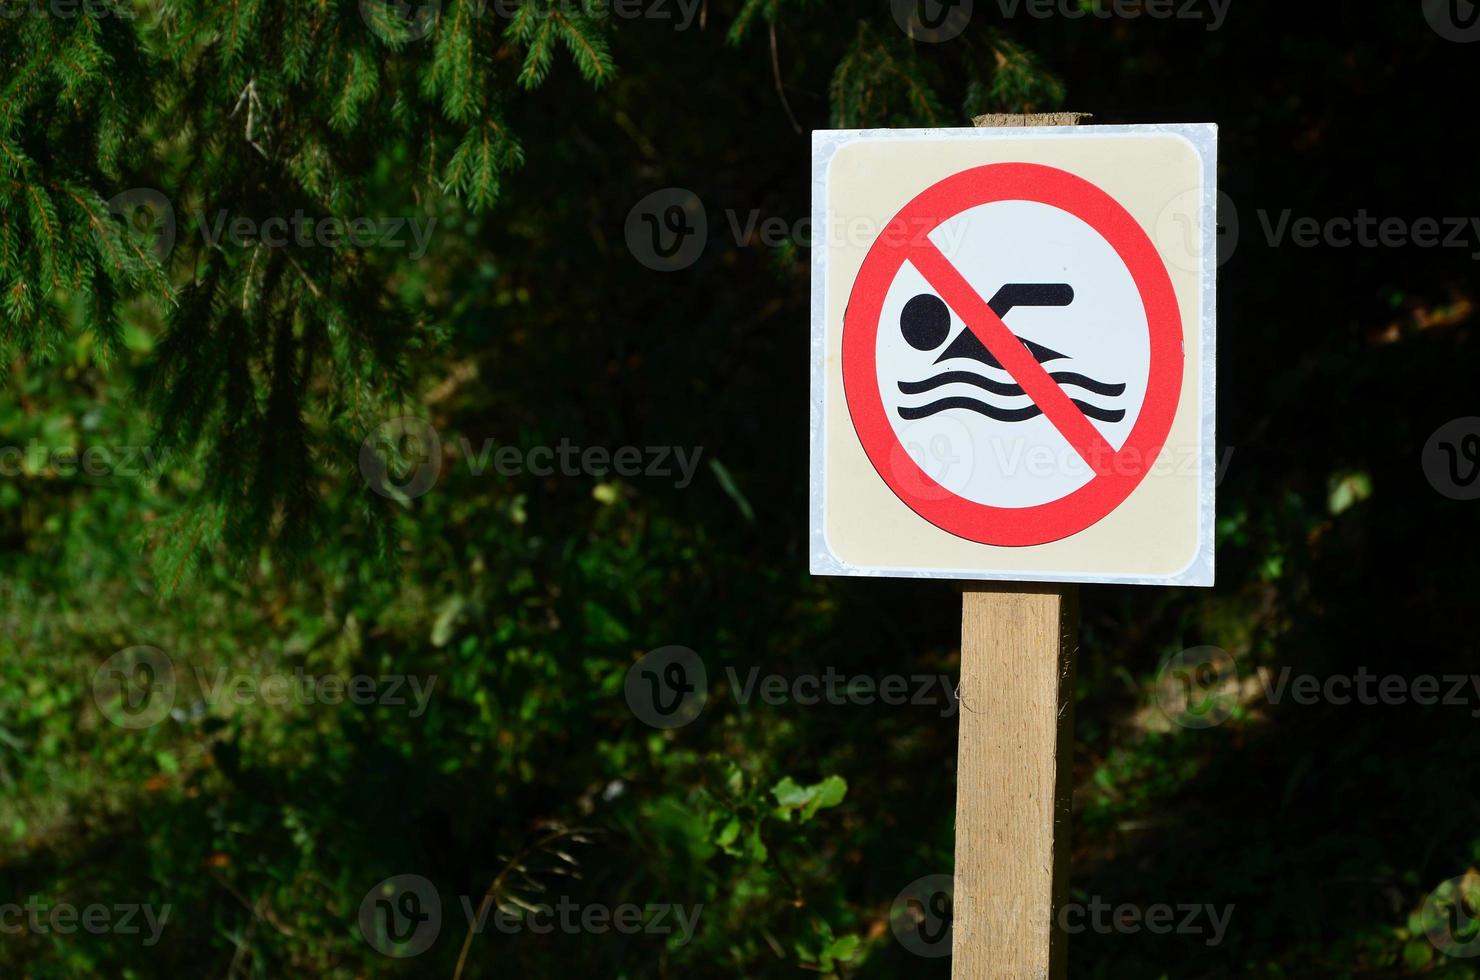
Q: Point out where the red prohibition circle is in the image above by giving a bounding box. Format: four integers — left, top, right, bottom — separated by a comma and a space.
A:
842, 163, 1184, 547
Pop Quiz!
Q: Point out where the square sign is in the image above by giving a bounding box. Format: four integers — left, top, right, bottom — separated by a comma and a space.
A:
809, 124, 1217, 586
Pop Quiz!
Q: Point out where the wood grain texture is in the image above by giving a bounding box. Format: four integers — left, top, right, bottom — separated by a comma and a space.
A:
971, 112, 1092, 128
951, 110, 1083, 980
952, 585, 1078, 979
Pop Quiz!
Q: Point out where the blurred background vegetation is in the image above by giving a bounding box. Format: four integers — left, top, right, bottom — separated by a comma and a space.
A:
3, 0, 1480, 976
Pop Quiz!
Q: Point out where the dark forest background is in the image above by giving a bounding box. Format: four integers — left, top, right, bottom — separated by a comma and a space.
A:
3, 0, 1480, 976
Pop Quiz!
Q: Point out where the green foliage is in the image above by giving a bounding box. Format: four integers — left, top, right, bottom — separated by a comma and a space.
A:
0, 2, 166, 361
505, 0, 617, 89
725, 0, 817, 46
830, 21, 950, 128
2, 0, 1065, 563
5, 2, 1476, 979
962, 31, 1067, 117
1, 0, 615, 564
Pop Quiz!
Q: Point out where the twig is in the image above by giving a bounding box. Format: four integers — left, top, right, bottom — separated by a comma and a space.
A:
452, 825, 593, 980
284, 252, 325, 300
230, 79, 268, 159
770, 21, 802, 135
243, 243, 261, 311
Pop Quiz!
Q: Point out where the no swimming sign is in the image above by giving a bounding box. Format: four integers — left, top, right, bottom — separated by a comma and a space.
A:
810, 124, 1217, 586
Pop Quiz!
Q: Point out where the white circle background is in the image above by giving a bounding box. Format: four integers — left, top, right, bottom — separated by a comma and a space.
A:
876, 201, 1151, 509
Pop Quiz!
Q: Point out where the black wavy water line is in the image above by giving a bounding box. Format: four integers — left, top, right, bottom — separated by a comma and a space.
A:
898, 371, 1127, 398
1049, 372, 1127, 397
899, 372, 1024, 397
898, 397, 1126, 423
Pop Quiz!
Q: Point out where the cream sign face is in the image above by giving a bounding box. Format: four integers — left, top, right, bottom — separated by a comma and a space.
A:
809, 125, 1217, 586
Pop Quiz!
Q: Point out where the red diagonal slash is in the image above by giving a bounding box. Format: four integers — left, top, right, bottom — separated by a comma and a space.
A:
908, 238, 1117, 472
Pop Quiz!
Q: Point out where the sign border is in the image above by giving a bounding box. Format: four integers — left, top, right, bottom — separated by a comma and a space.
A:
809, 123, 1218, 586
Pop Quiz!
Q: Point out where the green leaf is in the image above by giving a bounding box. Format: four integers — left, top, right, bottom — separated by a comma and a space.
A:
819, 932, 861, 969
771, 775, 847, 823
709, 459, 755, 525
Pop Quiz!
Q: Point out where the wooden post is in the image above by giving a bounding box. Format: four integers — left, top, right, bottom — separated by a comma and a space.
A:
953, 584, 1078, 979
951, 112, 1087, 980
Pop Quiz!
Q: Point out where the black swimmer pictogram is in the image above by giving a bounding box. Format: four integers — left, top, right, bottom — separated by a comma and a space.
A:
896, 283, 1126, 423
